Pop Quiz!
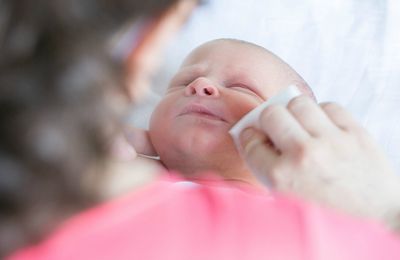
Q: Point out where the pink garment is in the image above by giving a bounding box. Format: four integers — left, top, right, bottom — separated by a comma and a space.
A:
9, 173, 400, 260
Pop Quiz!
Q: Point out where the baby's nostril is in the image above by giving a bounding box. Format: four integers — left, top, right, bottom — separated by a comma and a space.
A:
204, 88, 213, 95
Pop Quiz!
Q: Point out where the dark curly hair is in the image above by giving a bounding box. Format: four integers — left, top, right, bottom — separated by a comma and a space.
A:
0, 0, 180, 256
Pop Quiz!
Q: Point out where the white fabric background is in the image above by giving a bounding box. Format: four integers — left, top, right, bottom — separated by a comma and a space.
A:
131, 0, 400, 174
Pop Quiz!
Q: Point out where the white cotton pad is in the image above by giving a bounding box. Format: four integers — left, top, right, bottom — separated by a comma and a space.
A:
229, 85, 302, 147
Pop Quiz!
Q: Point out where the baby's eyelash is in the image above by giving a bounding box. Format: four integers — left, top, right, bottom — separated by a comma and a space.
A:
167, 80, 193, 93
230, 84, 249, 89
167, 85, 184, 91
229, 84, 254, 92
229, 84, 264, 100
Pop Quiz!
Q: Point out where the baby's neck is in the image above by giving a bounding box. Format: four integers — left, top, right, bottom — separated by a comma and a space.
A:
169, 163, 264, 188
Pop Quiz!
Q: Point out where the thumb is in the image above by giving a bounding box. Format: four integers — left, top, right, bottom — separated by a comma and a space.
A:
240, 128, 279, 186
124, 126, 158, 157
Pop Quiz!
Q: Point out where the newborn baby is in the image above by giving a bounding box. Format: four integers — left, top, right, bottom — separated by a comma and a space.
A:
125, 38, 400, 232
148, 38, 313, 186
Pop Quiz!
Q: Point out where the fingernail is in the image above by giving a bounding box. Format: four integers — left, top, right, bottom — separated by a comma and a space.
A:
241, 128, 255, 143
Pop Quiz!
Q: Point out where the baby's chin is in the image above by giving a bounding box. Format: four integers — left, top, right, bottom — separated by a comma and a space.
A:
159, 144, 242, 177
177, 130, 235, 153
154, 132, 235, 162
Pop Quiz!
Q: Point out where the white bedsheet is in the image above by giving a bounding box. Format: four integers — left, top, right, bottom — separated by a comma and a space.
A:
131, 0, 400, 174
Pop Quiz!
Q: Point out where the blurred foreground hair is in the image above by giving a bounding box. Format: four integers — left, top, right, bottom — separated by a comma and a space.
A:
0, 0, 180, 256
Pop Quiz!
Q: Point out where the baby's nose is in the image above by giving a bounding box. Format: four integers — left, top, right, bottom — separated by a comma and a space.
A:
184, 77, 220, 97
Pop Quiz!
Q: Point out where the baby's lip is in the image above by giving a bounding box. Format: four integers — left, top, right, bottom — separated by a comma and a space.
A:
178, 103, 227, 122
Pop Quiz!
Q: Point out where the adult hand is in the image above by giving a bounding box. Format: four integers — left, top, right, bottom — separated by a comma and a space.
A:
106, 128, 163, 199
124, 126, 158, 157
111, 126, 158, 161
240, 95, 400, 231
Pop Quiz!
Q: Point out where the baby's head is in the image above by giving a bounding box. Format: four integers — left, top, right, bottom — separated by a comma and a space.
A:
149, 39, 313, 183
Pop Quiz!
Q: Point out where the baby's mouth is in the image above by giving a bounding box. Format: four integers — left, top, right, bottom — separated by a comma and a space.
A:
179, 104, 227, 122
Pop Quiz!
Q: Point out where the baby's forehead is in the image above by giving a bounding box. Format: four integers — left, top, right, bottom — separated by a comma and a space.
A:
184, 40, 263, 61
181, 42, 283, 77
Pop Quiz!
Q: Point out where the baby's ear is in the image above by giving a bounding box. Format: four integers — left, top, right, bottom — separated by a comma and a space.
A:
124, 126, 158, 157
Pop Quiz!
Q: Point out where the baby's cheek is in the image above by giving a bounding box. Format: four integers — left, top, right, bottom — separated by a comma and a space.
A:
149, 97, 175, 126
149, 106, 170, 145
148, 121, 169, 159
149, 97, 179, 146
232, 100, 260, 123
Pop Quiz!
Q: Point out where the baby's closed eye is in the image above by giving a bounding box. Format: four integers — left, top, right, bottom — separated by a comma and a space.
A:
228, 84, 264, 100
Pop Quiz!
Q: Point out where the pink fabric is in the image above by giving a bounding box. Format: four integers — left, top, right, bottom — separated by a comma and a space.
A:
9, 173, 400, 260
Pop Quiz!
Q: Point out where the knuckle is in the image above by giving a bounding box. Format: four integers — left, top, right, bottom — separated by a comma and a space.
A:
320, 102, 342, 113
351, 128, 374, 147
260, 104, 282, 120
269, 165, 296, 191
349, 124, 366, 136
243, 137, 263, 158
288, 95, 311, 110
341, 119, 364, 134
268, 166, 285, 186
292, 143, 316, 168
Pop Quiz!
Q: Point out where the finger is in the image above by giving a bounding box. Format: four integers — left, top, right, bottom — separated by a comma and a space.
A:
124, 127, 158, 156
111, 135, 138, 161
259, 104, 310, 153
320, 102, 363, 132
240, 128, 279, 184
288, 96, 338, 137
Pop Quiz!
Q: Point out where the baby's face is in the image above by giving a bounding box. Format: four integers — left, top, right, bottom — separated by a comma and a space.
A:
149, 40, 298, 172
